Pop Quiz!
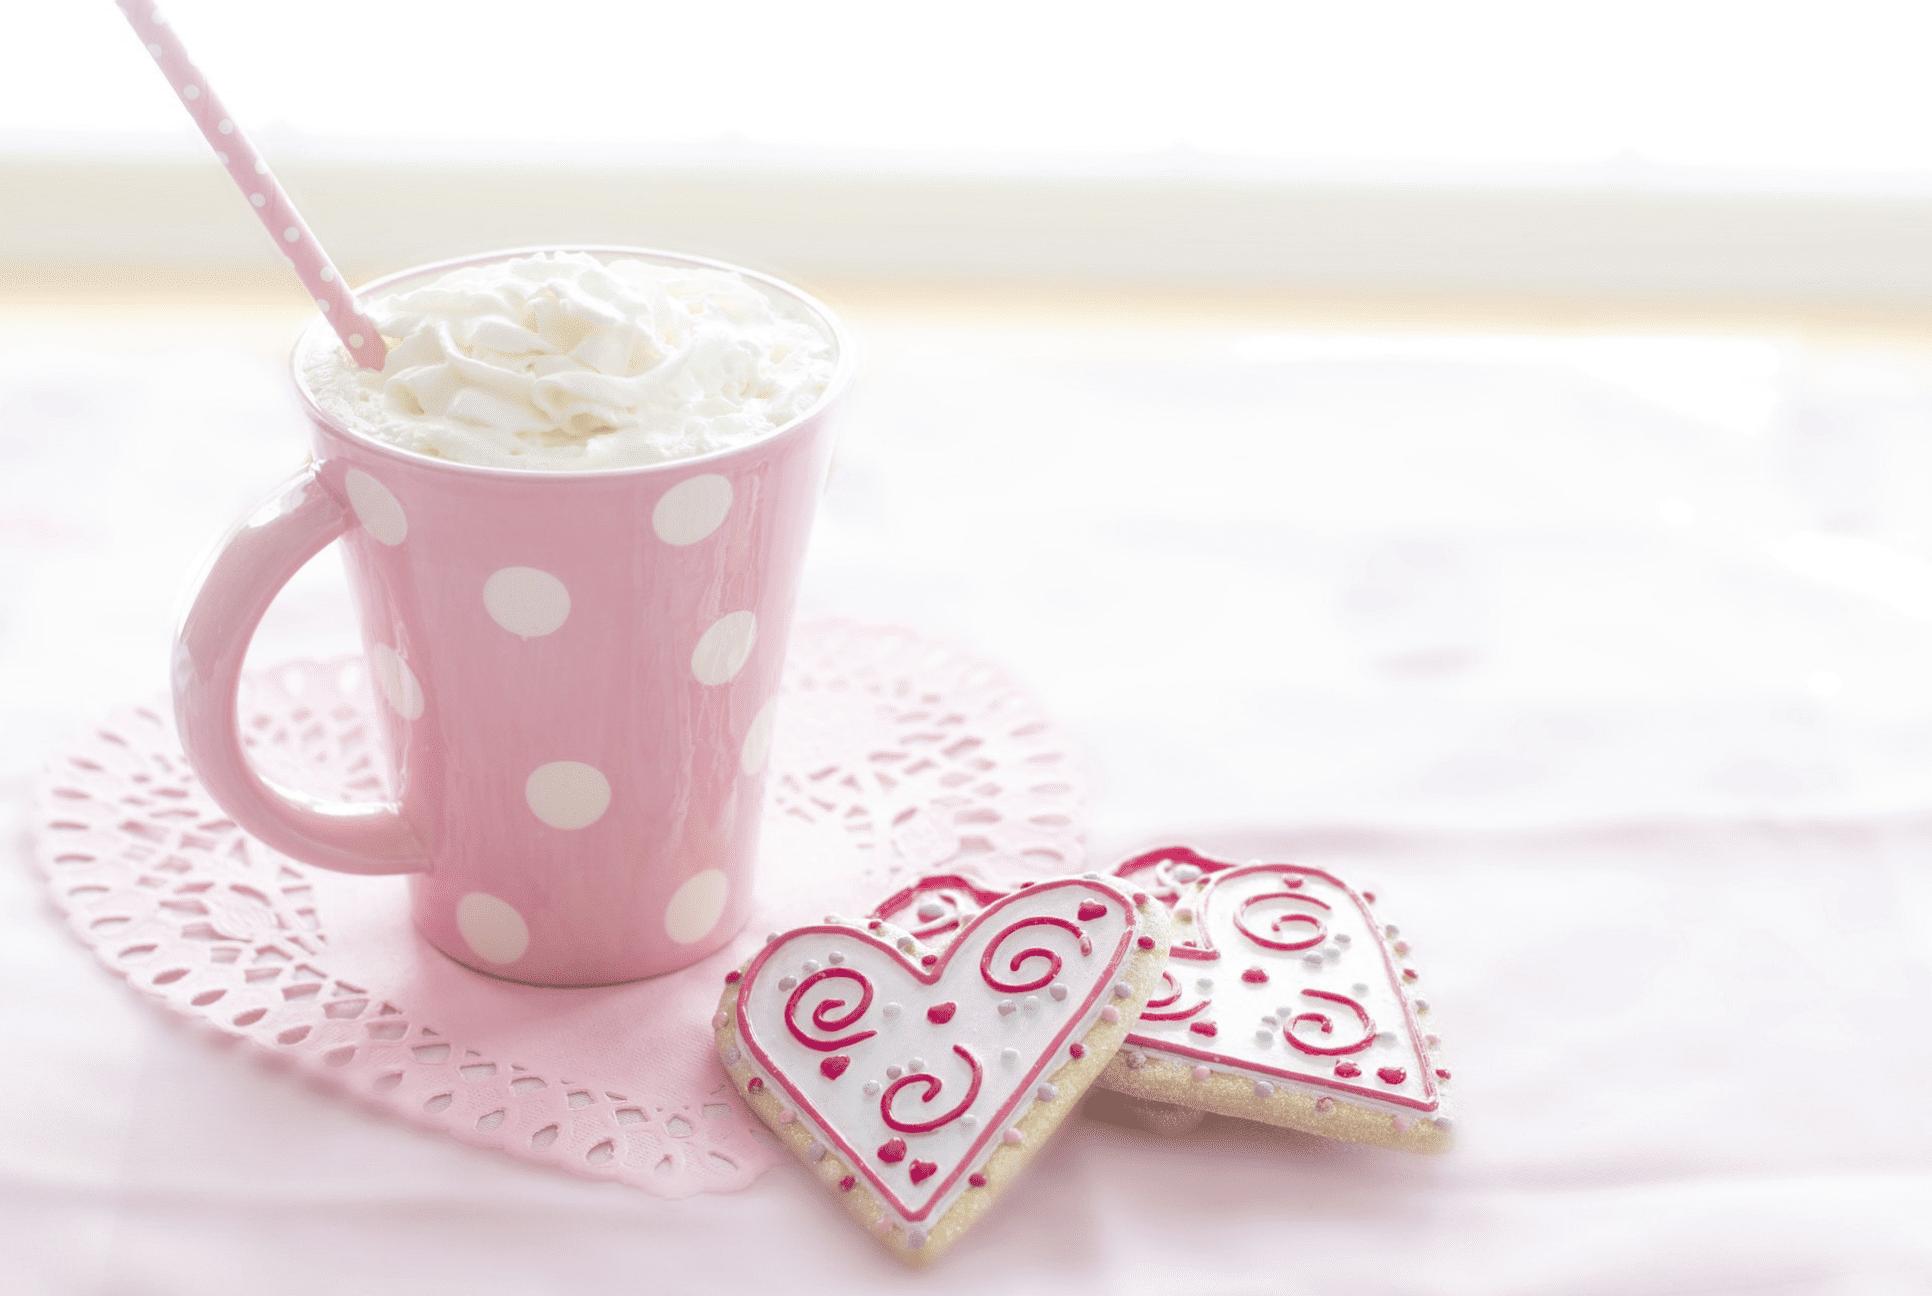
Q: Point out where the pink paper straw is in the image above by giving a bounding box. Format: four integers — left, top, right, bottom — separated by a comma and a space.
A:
114, 0, 388, 370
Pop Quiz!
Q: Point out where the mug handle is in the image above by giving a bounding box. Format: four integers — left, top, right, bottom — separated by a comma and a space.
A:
173, 465, 428, 875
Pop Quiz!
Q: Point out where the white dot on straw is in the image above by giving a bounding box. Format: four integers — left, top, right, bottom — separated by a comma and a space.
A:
250, 193, 264, 207
320, 267, 336, 282
283, 227, 299, 243
150, 10, 166, 24
348, 333, 364, 348
215, 152, 228, 164
147, 43, 161, 57
254, 159, 267, 175
217, 119, 233, 135
182, 85, 199, 99
317, 299, 331, 312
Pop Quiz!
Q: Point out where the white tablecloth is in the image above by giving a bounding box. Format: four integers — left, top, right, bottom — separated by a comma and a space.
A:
3, 321, 1929, 1293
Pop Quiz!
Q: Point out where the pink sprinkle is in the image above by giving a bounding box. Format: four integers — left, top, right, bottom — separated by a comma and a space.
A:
777, 1109, 796, 1125
1100, 1005, 1120, 1023
1315, 1097, 1334, 1113
710, 1012, 726, 1030
1393, 1115, 1414, 1133
1002, 1128, 1024, 1145
1191, 1065, 1211, 1082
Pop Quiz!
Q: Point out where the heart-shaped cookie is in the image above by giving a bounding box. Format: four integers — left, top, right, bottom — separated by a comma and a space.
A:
870, 849, 1453, 1153
713, 877, 1172, 1264
1101, 848, 1451, 1152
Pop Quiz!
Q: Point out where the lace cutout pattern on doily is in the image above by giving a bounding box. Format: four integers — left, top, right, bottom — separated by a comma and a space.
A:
30, 622, 1084, 1198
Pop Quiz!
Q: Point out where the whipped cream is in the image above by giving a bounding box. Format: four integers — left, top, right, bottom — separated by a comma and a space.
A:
305, 252, 838, 471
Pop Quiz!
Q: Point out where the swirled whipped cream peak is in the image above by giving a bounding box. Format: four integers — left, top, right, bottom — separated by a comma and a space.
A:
306, 252, 838, 470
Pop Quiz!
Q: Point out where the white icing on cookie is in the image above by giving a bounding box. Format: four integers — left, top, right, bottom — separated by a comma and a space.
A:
732, 878, 1142, 1231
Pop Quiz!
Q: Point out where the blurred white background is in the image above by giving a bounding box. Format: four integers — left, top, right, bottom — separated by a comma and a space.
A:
9, 0, 1932, 175
11, 0, 1932, 304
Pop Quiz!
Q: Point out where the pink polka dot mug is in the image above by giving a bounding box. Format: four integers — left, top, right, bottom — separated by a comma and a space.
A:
173, 248, 855, 986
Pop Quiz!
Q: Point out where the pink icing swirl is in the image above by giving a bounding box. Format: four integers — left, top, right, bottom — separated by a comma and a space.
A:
1140, 968, 1211, 1022
1234, 890, 1331, 952
978, 916, 1092, 993
1283, 989, 1375, 1056
784, 967, 878, 1052
881, 1045, 984, 1133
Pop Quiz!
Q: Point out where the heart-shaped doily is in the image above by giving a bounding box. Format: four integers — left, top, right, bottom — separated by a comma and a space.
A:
29, 622, 1086, 1197
716, 877, 1163, 1258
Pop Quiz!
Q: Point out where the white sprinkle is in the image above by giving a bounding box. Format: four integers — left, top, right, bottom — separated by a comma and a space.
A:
823, 914, 845, 925
1334, 933, 1352, 946
908, 1057, 926, 1072
1275, 1005, 1295, 1019
802, 960, 820, 973
862, 1081, 880, 1096
1254, 1081, 1276, 1098
721, 1047, 740, 1065
1049, 982, 1068, 1002
1375, 1032, 1397, 1047
1352, 983, 1370, 995
1260, 1015, 1279, 1027
998, 1000, 1017, 1016
1082, 871, 1100, 880
1000, 1048, 1018, 1064
1023, 996, 1040, 1012
1112, 980, 1133, 998
806, 1140, 826, 1161
1195, 977, 1214, 993
1173, 864, 1200, 882
1035, 1083, 1058, 1102
882, 1003, 902, 1018
1254, 1029, 1273, 1046
778, 976, 797, 991
827, 951, 844, 965
1416, 999, 1431, 1013
1384, 924, 1400, 938
1302, 954, 1323, 967
908, 1229, 928, 1250
960, 1114, 978, 1129
764, 932, 778, 943
915, 901, 945, 921
886, 1065, 903, 1080
1434, 1117, 1454, 1132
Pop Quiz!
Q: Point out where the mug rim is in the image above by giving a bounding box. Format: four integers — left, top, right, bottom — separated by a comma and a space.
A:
289, 244, 858, 482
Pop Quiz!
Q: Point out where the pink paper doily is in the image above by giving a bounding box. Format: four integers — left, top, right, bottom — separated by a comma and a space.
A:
30, 622, 1084, 1197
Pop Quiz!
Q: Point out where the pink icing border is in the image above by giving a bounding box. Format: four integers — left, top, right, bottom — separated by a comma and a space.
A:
733, 877, 1140, 1222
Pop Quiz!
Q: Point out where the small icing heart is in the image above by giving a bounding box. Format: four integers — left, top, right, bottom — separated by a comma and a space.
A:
927, 1002, 957, 1025
878, 1138, 907, 1163
909, 1159, 937, 1184
1378, 1067, 1407, 1085
820, 1055, 851, 1080
1077, 899, 1108, 921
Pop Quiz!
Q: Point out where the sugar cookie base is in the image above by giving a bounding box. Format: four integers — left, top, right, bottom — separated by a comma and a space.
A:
1097, 1052, 1452, 1154
714, 906, 1175, 1266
